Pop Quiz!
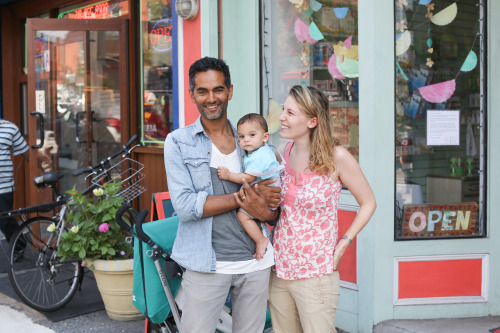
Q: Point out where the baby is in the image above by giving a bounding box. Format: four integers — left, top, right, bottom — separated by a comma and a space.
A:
218, 113, 283, 260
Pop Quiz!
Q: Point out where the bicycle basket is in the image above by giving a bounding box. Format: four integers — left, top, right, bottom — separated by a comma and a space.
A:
90, 157, 146, 202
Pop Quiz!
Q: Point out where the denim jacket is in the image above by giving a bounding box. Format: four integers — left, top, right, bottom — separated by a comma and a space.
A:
163, 117, 245, 272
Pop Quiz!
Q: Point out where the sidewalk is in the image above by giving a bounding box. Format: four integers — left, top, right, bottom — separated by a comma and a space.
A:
0, 282, 145, 333
374, 316, 500, 333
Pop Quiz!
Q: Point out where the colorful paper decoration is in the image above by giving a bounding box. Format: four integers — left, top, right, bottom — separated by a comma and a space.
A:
396, 30, 412, 56
294, 19, 317, 44
310, 0, 323, 11
267, 100, 282, 134
328, 54, 345, 80
418, 79, 456, 103
419, 0, 432, 4
344, 36, 352, 49
305, 10, 313, 16
430, 3, 457, 26
334, 7, 349, 19
396, 61, 409, 81
460, 51, 478, 72
333, 44, 359, 78
309, 21, 325, 41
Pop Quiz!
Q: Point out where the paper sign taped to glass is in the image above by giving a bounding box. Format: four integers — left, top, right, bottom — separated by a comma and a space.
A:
400, 202, 478, 239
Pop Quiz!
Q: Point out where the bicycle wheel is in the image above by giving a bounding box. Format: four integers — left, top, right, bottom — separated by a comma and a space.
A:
7, 216, 83, 312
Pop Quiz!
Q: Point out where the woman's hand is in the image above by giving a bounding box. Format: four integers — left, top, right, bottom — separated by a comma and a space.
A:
234, 179, 280, 221
332, 238, 350, 271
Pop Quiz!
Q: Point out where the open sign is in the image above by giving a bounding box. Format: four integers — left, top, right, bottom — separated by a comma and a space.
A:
150, 19, 173, 52
400, 202, 478, 239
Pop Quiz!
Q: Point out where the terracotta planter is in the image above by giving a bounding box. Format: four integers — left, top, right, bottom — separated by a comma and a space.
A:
88, 258, 143, 321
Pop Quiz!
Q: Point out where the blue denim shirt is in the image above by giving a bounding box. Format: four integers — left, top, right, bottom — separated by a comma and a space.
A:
163, 117, 245, 272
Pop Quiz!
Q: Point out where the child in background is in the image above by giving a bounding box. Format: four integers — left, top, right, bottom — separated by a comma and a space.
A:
218, 114, 283, 260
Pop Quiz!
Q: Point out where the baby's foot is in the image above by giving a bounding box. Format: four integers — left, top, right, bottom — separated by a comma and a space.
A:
254, 237, 269, 261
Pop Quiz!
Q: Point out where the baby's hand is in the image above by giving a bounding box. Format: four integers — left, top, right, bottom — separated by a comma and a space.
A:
218, 166, 230, 180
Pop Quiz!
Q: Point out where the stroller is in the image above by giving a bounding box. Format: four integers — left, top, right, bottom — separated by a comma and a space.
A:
115, 202, 273, 333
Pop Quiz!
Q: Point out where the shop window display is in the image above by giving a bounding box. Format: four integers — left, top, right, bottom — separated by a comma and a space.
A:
262, 0, 359, 160
394, 0, 486, 240
140, 0, 174, 148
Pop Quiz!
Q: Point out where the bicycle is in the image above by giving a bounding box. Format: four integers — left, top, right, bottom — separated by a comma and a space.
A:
2, 135, 144, 312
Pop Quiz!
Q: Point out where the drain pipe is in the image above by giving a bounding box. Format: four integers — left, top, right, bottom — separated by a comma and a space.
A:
218, 0, 223, 58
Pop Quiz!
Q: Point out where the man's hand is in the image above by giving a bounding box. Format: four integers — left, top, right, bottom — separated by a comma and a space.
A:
217, 166, 230, 180
252, 178, 281, 209
234, 179, 280, 221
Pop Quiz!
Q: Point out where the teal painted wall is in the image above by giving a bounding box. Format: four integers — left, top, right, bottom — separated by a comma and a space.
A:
222, 1, 260, 125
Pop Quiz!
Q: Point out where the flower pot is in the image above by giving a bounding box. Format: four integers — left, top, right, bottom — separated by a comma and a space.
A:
88, 258, 143, 321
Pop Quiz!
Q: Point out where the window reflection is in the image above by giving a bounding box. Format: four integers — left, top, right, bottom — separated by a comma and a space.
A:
141, 0, 173, 147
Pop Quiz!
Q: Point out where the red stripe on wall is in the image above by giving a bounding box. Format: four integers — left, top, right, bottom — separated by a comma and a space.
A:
338, 210, 357, 284
398, 259, 482, 299
182, 3, 201, 126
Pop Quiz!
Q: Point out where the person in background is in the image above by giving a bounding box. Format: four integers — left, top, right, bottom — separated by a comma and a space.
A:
164, 57, 281, 333
267, 85, 376, 333
0, 118, 29, 246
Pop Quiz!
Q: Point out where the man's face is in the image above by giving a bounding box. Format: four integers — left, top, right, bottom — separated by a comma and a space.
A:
189, 70, 233, 120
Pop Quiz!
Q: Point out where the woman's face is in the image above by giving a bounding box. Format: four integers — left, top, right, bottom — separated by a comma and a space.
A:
279, 95, 316, 140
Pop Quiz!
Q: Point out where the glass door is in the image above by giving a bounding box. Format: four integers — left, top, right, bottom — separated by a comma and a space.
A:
27, 19, 128, 204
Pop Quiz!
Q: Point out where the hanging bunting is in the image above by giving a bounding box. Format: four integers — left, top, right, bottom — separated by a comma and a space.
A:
460, 51, 478, 72
267, 100, 282, 134
305, 10, 313, 16
419, 0, 432, 4
396, 30, 412, 56
328, 54, 345, 80
396, 61, 409, 81
310, 0, 323, 11
430, 3, 457, 26
344, 36, 352, 49
334, 7, 349, 19
418, 80, 456, 103
294, 19, 317, 44
333, 44, 358, 78
309, 21, 325, 41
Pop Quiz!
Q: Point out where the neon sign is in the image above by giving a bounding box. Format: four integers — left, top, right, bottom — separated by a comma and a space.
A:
34, 37, 48, 58
150, 19, 172, 52
74, 2, 110, 19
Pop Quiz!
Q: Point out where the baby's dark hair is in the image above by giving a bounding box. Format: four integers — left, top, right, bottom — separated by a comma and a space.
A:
237, 113, 268, 132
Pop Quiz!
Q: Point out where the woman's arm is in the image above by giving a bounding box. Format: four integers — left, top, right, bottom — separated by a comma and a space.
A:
333, 146, 377, 270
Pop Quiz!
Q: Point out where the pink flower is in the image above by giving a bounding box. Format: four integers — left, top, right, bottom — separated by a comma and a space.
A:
99, 223, 109, 233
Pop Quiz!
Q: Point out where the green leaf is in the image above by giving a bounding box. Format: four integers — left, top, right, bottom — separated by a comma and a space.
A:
78, 248, 86, 259
107, 248, 116, 256
100, 246, 108, 255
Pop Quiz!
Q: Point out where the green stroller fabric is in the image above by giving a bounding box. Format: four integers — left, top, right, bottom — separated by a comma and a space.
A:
132, 216, 182, 324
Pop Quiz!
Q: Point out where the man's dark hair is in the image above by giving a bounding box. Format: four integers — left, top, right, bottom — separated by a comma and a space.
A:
237, 113, 268, 133
189, 57, 231, 91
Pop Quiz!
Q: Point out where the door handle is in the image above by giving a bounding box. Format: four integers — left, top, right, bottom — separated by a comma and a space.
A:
75, 111, 86, 143
30, 111, 45, 149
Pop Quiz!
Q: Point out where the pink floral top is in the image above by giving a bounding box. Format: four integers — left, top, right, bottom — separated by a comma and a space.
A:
273, 142, 342, 280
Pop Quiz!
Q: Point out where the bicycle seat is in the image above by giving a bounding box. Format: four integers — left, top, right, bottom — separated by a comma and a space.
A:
33, 171, 65, 189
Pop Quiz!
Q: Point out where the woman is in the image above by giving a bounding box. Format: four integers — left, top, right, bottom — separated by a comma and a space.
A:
268, 85, 376, 332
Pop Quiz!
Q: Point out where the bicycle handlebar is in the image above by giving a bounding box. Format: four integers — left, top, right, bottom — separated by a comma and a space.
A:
71, 134, 138, 177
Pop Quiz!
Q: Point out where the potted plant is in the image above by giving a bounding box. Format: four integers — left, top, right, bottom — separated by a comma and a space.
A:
54, 182, 142, 321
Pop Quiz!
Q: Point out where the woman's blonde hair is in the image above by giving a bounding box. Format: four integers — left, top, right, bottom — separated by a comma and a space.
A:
289, 85, 340, 175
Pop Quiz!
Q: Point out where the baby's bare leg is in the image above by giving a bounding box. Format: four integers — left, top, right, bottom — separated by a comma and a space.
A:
237, 211, 269, 260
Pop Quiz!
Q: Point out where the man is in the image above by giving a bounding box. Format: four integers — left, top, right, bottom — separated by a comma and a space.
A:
0, 118, 29, 244
164, 57, 280, 333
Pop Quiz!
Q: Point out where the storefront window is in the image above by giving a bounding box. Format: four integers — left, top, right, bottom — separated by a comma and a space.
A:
262, 0, 359, 159
394, 0, 486, 240
140, 0, 174, 148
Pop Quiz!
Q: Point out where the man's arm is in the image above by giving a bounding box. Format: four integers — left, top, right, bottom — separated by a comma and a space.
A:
217, 166, 256, 185
234, 179, 281, 221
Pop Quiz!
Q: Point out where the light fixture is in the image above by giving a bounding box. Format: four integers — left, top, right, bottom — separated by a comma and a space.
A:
175, 0, 199, 20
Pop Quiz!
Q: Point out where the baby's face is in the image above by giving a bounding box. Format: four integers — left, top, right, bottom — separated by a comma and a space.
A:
237, 122, 269, 153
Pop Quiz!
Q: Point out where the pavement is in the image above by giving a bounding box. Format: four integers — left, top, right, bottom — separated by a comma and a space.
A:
374, 316, 500, 333
0, 273, 145, 333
